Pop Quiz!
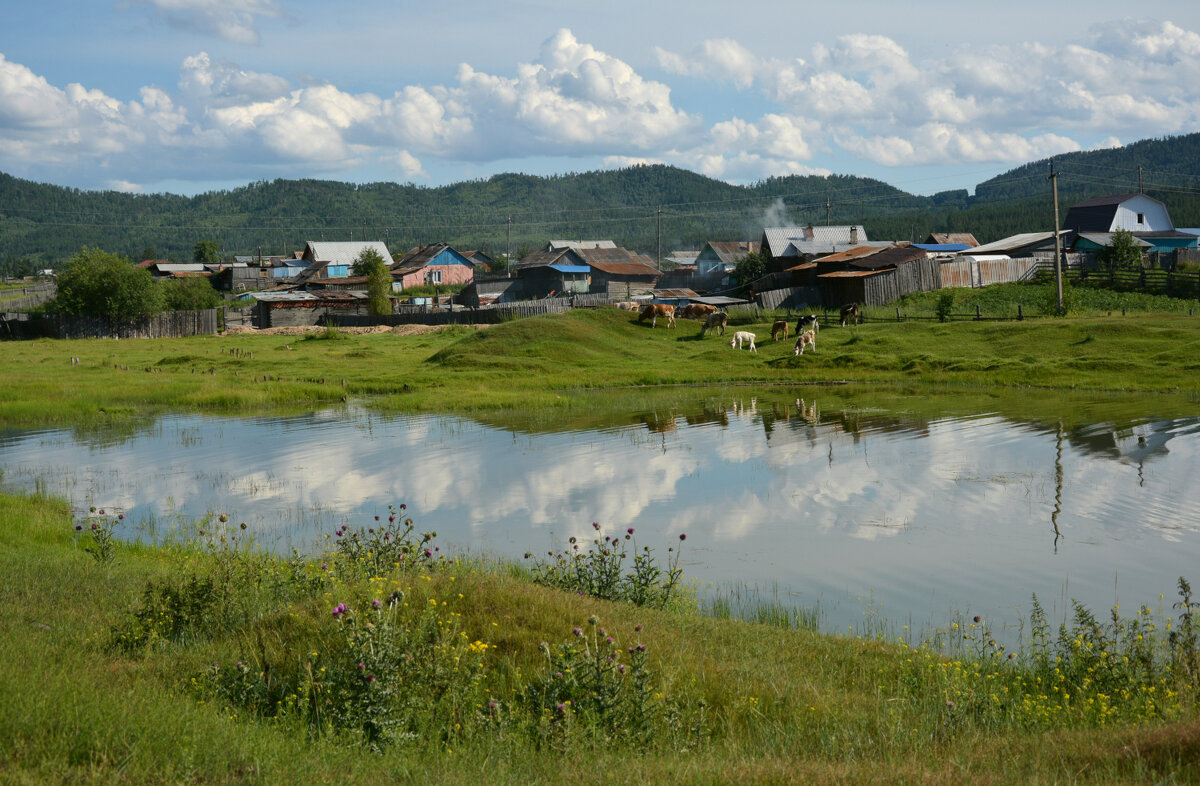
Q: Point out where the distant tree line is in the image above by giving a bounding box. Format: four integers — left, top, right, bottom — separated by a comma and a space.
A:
3, 132, 1199, 268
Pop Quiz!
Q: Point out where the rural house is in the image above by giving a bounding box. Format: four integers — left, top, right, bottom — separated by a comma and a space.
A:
296, 241, 392, 282
695, 241, 760, 275
390, 243, 476, 291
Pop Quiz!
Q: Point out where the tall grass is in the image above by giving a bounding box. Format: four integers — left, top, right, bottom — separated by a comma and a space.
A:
3, 490, 1199, 783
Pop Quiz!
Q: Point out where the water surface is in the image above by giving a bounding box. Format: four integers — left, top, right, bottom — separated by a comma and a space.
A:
4, 391, 1199, 637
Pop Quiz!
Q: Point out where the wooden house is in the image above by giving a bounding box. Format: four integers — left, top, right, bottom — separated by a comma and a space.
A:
390, 243, 477, 291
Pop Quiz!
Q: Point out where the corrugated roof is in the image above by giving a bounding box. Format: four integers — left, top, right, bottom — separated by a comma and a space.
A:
548, 265, 590, 273
705, 241, 761, 265
968, 232, 1068, 255
849, 246, 928, 270
818, 269, 884, 279
515, 248, 577, 269
925, 233, 979, 247
548, 240, 617, 250
651, 288, 700, 298
1077, 233, 1154, 248
812, 246, 887, 263
153, 263, 206, 272
913, 243, 972, 252
576, 247, 660, 276
305, 241, 392, 267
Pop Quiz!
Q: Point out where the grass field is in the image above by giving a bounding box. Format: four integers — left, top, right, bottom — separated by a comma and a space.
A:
3, 306, 1200, 429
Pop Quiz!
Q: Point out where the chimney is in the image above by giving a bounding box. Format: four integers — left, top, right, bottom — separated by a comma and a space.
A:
850, 226, 859, 245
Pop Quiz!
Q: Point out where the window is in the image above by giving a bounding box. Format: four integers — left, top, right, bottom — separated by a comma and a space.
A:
1137, 212, 1145, 225
427, 270, 442, 284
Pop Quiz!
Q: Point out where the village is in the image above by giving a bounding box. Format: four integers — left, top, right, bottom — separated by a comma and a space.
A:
119, 191, 1198, 331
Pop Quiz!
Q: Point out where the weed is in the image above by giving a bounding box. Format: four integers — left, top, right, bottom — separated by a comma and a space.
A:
525, 525, 687, 609
331, 504, 443, 578
74, 505, 122, 564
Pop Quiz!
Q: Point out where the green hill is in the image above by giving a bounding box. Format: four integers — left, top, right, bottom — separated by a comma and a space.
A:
3, 133, 1200, 269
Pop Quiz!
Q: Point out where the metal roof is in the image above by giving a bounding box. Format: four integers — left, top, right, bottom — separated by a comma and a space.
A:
548, 240, 617, 250
153, 263, 206, 272
304, 241, 392, 267
763, 226, 868, 257
913, 243, 971, 252
692, 295, 751, 306
967, 232, 1070, 255
548, 264, 590, 273
849, 246, 928, 270
651, 288, 700, 298
1077, 233, 1154, 248
818, 269, 884, 279
704, 241, 761, 265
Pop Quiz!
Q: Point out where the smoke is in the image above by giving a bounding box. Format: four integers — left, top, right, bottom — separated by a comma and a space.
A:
762, 198, 791, 228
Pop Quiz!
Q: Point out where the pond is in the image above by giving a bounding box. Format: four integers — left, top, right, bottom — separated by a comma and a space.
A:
4, 388, 1200, 639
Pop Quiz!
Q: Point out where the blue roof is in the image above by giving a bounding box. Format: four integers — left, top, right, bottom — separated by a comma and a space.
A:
549, 264, 591, 273
913, 243, 971, 252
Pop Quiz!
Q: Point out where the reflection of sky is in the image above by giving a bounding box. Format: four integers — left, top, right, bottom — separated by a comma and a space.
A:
3, 403, 1200, 639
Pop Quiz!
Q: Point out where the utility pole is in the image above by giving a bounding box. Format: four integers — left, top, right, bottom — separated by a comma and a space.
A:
506, 216, 512, 279
1138, 166, 1144, 194
656, 206, 662, 269
825, 196, 831, 225
1050, 159, 1064, 314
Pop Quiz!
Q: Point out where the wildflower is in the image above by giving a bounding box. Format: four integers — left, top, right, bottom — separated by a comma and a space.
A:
374, 515, 380, 521
118, 514, 125, 521
366, 674, 376, 683
679, 533, 686, 541
618, 664, 626, 673
74, 525, 82, 531
573, 627, 583, 637
218, 514, 228, 523
488, 701, 498, 710
606, 636, 614, 644
946, 700, 955, 709
399, 504, 406, 510
589, 615, 599, 626
635, 624, 642, 632
973, 615, 982, 623
239, 522, 246, 530
358, 662, 365, 670
637, 643, 646, 651
627, 527, 634, 535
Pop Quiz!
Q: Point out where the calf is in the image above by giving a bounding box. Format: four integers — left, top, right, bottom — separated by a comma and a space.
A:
771, 320, 789, 341
795, 314, 819, 335
839, 302, 861, 327
729, 331, 757, 353
793, 329, 816, 356
699, 310, 728, 337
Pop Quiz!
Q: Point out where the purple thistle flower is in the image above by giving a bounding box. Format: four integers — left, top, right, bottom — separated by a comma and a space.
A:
618, 664, 626, 673
679, 533, 686, 541
357, 662, 365, 670
374, 515, 380, 521
98, 509, 104, 515
389, 514, 396, 522
606, 636, 614, 644
117, 514, 124, 520
373, 599, 381, 608
488, 701, 498, 710
573, 627, 583, 637
74, 524, 82, 531
627, 527, 634, 535
366, 674, 376, 683
637, 643, 646, 651
424, 549, 433, 558
399, 504, 406, 510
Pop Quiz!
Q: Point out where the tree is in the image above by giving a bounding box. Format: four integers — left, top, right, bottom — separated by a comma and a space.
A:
162, 277, 221, 311
733, 251, 768, 288
194, 241, 221, 265
51, 247, 163, 322
1099, 228, 1145, 271
353, 248, 393, 316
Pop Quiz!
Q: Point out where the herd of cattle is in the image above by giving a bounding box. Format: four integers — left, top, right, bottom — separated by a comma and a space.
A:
621, 300, 861, 357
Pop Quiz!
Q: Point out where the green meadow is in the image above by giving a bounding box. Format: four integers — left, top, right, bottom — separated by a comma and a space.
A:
3, 288, 1200, 783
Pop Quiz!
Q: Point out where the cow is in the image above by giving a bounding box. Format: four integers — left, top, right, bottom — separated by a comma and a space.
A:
729, 331, 757, 353
699, 311, 728, 337
771, 320, 789, 341
681, 303, 717, 320
637, 303, 676, 328
839, 302, 861, 327
795, 314, 819, 336
793, 329, 816, 356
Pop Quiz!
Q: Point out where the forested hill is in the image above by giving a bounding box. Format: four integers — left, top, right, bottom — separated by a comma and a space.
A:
2, 132, 1200, 269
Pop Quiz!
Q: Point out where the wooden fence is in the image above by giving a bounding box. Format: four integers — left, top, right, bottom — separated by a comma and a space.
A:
756, 286, 821, 311
336, 298, 574, 327
0, 283, 55, 313
1033, 257, 1200, 298
0, 309, 219, 340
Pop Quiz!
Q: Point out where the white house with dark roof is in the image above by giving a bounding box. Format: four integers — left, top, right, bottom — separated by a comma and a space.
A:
1063, 193, 1174, 234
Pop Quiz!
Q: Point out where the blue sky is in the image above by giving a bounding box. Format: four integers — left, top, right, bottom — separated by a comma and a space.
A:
1, 0, 1197, 196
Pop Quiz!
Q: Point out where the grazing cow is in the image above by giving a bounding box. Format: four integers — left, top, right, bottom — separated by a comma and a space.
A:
681, 303, 717, 320
771, 320, 789, 341
729, 331, 757, 353
637, 303, 676, 328
700, 311, 728, 337
839, 302, 861, 327
795, 314, 819, 336
793, 329, 816, 356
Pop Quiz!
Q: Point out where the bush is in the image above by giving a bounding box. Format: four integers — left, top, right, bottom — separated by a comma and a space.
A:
162, 277, 220, 311
51, 247, 163, 322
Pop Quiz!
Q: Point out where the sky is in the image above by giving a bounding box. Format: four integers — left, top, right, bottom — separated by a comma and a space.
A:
1, 0, 1198, 197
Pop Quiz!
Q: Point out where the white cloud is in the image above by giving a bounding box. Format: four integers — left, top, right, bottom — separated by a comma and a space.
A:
124, 0, 281, 45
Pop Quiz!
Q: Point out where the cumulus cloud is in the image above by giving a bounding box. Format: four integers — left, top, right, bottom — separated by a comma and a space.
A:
658, 20, 1200, 167
124, 0, 281, 45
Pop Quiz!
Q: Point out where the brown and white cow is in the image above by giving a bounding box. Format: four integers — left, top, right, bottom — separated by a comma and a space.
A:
771, 320, 789, 341
637, 303, 676, 328
699, 311, 728, 337
793, 329, 816, 356
681, 303, 717, 320
839, 302, 861, 327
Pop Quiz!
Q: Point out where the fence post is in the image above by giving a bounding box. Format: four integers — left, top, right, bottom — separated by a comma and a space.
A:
895, 307, 901, 322
1017, 304, 1023, 321
975, 304, 981, 321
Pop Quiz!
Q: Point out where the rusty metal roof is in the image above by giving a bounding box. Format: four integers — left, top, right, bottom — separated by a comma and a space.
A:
849, 246, 928, 270
818, 269, 885, 279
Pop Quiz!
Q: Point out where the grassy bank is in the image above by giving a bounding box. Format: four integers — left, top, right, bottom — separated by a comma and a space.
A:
3, 491, 1198, 784
3, 306, 1200, 428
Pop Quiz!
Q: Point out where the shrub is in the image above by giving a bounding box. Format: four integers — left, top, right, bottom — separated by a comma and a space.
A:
51, 248, 163, 322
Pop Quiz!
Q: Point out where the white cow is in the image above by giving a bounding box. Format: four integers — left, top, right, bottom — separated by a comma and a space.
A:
729, 331, 757, 353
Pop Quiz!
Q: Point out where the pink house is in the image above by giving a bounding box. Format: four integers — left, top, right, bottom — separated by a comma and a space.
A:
391, 244, 477, 291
